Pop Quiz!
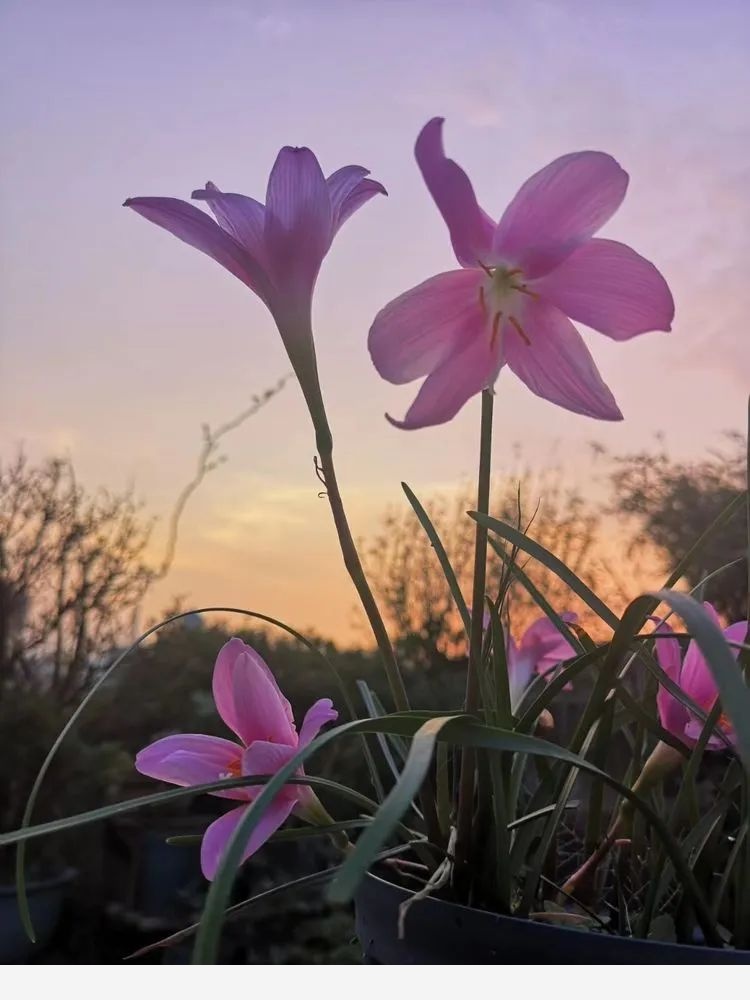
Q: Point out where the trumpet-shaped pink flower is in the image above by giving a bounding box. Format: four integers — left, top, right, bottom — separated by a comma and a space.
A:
480, 611, 577, 708
506, 613, 578, 708
135, 638, 338, 880
653, 603, 747, 749
369, 118, 674, 429
125, 151, 385, 420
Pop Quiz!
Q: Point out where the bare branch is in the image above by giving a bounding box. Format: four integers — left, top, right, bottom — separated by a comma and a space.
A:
154, 373, 292, 580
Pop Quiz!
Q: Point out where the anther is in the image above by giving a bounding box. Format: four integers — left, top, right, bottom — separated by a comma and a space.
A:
509, 315, 531, 346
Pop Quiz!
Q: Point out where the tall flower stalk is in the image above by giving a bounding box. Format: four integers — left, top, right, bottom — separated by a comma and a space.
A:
314, 409, 411, 714
454, 388, 494, 878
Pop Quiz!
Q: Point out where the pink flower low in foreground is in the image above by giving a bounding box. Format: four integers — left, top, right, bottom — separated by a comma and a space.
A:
563, 604, 745, 899
369, 118, 674, 429
506, 613, 578, 709
125, 150, 385, 422
135, 638, 338, 879
654, 603, 747, 749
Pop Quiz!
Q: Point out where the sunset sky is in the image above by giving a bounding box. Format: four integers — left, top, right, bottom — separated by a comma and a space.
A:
2, 0, 748, 645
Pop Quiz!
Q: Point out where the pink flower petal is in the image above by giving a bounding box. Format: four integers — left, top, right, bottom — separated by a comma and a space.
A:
191, 182, 268, 268
326, 166, 386, 234
231, 650, 297, 748
242, 739, 298, 772
264, 145, 332, 298
722, 619, 749, 650
493, 152, 629, 277
684, 718, 733, 750
532, 239, 674, 340
242, 739, 300, 799
212, 638, 295, 740
507, 652, 535, 710
679, 645, 735, 752
212, 638, 246, 738
415, 118, 495, 268
243, 739, 318, 809
652, 621, 690, 740
123, 197, 269, 295
680, 609, 748, 726
135, 734, 249, 800
653, 620, 683, 681
386, 315, 498, 430
519, 615, 577, 674
680, 602, 723, 708
298, 699, 338, 746
503, 299, 623, 420
368, 269, 484, 384
336, 178, 387, 231
199, 798, 296, 880
327, 165, 369, 209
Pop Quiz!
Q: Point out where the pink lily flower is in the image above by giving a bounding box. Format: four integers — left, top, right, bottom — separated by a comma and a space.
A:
479, 610, 577, 708
369, 118, 674, 429
563, 605, 745, 900
125, 151, 385, 422
135, 638, 338, 880
506, 613, 578, 709
653, 603, 747, 749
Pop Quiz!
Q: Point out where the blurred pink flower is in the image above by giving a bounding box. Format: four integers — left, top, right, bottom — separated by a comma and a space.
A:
479, 610, 577, 708
125, 151, 385, 422
653, 603, 747, 749
506, 613, 578, 708
369, 118, 674, 429
135, 638, 337, 880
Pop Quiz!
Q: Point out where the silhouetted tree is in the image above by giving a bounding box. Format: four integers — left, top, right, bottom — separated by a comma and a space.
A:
610, 432, 748, 621
0, 452, 154, 705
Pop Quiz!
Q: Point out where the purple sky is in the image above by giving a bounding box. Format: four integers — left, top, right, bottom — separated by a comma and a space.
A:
2, 0, 748, 643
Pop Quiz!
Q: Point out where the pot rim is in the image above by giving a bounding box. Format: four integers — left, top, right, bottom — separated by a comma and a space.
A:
361, 870, 750, 959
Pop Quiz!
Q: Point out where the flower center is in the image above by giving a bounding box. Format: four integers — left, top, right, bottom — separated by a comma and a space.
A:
219, 758, 242, 780
477, 264, 536, 349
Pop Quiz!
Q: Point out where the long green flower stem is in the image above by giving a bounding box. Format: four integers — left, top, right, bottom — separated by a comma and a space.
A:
454, 389, 495, 882
305, 366, 438, 842
307, 387, 410, 715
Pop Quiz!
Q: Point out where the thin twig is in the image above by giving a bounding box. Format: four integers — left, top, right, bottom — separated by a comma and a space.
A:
155, 374, 292, 580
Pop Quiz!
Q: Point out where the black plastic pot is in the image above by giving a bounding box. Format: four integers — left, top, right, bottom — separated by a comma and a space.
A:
354, 872, 750, 964
0, 868, 76, 963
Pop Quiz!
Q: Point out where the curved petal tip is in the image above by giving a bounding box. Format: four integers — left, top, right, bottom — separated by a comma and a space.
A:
417, 116, 446, 142
385, 412, 408, 430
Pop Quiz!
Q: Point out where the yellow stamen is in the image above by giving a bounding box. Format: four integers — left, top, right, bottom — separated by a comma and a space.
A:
509, 315, 531, 346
